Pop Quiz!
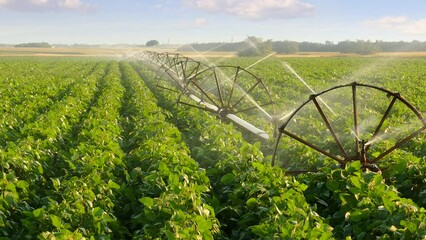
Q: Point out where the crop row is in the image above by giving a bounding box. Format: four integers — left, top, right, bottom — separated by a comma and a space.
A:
31, 61, 126, 238
0, 60, 223, 239
0, 61, 109, 238
0, 61, 97, 146
132, 63, 334, 239
0, 57, 424, 239
116, 62, 219, 239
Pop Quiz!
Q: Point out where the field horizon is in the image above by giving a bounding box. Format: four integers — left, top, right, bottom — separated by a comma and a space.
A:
2, 47, 426, 58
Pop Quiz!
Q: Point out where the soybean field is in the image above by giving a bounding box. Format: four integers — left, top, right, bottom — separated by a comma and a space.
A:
0, 56, 425, 239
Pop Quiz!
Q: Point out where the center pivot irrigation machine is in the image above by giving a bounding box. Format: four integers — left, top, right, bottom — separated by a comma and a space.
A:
134, 51, 426, 173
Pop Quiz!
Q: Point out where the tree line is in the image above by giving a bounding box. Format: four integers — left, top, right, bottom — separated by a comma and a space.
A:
15, 42, 52, 48
178, 38, 426, 55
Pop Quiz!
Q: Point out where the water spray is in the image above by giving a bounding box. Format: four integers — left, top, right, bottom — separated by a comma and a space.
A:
272, 82, 426, 172
282, 61, 336, 115
134, 51, 426, 174
137, 51, 275, 140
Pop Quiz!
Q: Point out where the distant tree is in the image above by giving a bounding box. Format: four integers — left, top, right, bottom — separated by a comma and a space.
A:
260, 39, 273, 55
177, 42, 244, 52
337, 40, 381, 55
238, 36, 272, 57
273, 41, 299, 54
176, 39, 426, 54
15, 42, 52, 48
146, 40, 159, 47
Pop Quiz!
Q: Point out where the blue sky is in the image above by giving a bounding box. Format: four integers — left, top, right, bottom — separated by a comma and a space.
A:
0, 0, 425, 45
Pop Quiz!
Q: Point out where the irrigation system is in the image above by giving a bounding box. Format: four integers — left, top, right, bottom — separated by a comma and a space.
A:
272, 82, 426, 172
134, 51, 426, 173
137, 51, 275, 140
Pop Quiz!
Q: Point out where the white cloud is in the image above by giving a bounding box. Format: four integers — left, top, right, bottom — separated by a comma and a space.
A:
0, 0, 93, 12
365, 16, 426, 34
189, 0, 219, 11
183, 0, 314, 19
194, 17, 208, 26
59, 0, 85, 9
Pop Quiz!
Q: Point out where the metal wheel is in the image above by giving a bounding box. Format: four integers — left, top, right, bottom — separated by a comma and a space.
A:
141, 51, 276, 140
272, 82, 426, 172
180, 66, 274, 119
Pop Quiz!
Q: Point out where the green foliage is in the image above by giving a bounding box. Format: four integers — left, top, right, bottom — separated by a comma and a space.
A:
15, 42, 52, 48
209, 160, 333, 239
381, 150, 426, 208
301, 162, 426, 239
273, 40, 299, 54
217, 56, 426, 171
137, 55, 426, 239
179, 40, 426, 53
338, 40, 382, 54
116, 62, 220, 239
146, 40, 159, 47
135, 63, 333, 239
0, 56, 425, 239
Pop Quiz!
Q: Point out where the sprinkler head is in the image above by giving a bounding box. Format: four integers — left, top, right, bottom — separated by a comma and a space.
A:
270, 115, 280, 125
361, 163, 381, 173
218, 108, 230, 118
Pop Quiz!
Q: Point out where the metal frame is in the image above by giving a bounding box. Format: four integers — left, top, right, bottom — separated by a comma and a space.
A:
272, 82, 426, 171
140, 51, 276, 140
181, 65, 275, 121
136, 52, 426, 173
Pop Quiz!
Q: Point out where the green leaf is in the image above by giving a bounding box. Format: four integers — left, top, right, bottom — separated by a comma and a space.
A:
16, 180, 29, 190
369, 174, 383, 188
195, 215, 212, 232
326, 179, 340, 191
349, 176, 361, 189
246, 198, 258, 208
251, 224, 270, 237
107, 180, 120, 190
33, 208, 44, 218
37, 164, 44, 174
168, 173, 179, 186
139, 197, 154, 208
252, 161, 264, 171
347, 161, 361, 172
92, 207, 103, 218
66, 159, 76, 170
220, 173, 235, 185
356, 231, 367, 239
339, 193, 357, 206
50, 215, 62, 228
158, 161, 170, 175
6, 183, 16, 193
401, 220, 418, 232
349, 209, 368, 222
382, 195, 396, 214
51, 178, 60, 191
